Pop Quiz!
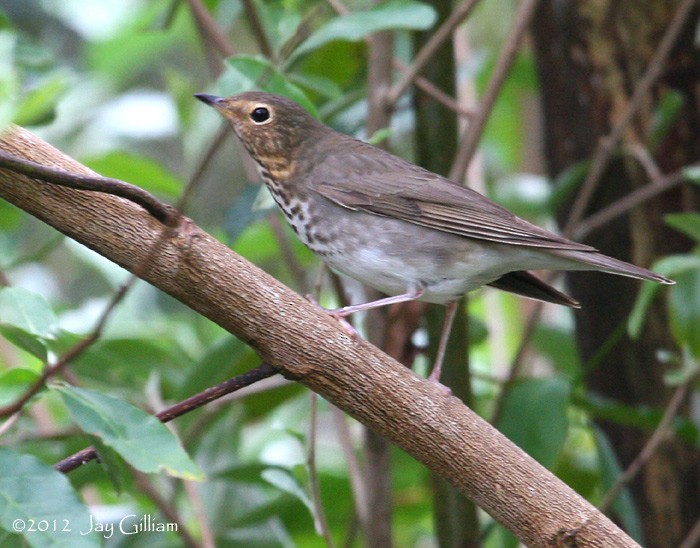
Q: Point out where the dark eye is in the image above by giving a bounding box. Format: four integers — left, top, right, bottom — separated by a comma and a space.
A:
250, 107, 270, 123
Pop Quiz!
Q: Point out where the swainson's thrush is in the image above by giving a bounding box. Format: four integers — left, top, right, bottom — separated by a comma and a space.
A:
195, 91, 673, 381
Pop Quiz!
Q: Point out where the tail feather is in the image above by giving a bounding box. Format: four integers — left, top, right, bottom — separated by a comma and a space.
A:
488, 271, 581, 308
550, 249, 674, 285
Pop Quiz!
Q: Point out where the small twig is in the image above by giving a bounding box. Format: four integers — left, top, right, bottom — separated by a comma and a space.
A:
563, 0, 698, 236
490, 299, 546, 425
241, 0, 274, 59
325, 0, 349, 15
598, 375, 694, 513
387, 0, 482, 106
393, 59, 472, 118
183, 480, 216, 548
0, 412, 20, 437
268, 212, 309, 292
0, 276, 139, 418
0, 150, 177, 225
54, 362, 278, 473
623, 143, 663, 181
449, 0, 541, 182
331, 407, 369, 534
307, 393, 335, 546
679, 513, 700, 548
575, 166, 690, 240
185, 0, 236, 58
133, 471, 200, 548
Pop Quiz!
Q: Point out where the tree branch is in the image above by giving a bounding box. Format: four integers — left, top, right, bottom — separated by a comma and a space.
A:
0, 125, 638, 546
54, 362, 278, 473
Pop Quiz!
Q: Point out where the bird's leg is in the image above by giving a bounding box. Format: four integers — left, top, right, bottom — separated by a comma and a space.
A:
307, 288, 425, 337
427, 300, 459, 383
329, 288, 425, 318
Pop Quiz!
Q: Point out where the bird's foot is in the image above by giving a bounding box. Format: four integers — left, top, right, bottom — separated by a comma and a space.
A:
305, 294, 359, 338
427, 368, 452, 395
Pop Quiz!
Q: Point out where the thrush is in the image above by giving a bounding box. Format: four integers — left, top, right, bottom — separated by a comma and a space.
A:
195, 91, 673, 382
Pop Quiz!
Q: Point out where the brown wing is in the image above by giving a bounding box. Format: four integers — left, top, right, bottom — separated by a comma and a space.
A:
309, 141, 595, 252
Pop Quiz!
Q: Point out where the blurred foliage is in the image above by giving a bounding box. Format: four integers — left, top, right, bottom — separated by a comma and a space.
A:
0, 1, 696, 547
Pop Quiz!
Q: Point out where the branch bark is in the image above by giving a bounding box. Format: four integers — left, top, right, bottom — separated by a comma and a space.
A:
0, 125, 637, 547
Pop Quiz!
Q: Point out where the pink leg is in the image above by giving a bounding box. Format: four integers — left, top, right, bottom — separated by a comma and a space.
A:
428, 300, 459, 383
329, 288, 425, 318
307, 288, 425, 337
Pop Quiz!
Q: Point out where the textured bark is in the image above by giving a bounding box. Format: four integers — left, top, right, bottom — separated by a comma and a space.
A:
532, 1, 700, 546
0, 126, 640, 546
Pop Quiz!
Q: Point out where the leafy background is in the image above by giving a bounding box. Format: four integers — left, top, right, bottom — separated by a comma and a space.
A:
0, 0, 698, 547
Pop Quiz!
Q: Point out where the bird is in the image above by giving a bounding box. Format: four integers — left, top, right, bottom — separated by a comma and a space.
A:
195, 91, 674, 382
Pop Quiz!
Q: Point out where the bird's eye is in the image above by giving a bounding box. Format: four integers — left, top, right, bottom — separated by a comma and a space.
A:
250, 107, 270, 124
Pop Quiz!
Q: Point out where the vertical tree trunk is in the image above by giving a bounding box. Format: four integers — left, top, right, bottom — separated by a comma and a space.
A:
414, 1, 480, 545
532, 1, 700, 546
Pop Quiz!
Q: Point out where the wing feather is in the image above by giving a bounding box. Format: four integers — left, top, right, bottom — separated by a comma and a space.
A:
308, 143, 595, 252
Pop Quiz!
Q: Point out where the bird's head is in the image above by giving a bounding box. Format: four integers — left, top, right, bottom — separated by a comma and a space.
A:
195, 92, 324, 164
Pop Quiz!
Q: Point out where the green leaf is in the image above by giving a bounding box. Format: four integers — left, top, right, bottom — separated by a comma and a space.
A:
82, 151, 183, 197
0, 448, 97, 547
0, 30, 18, 132
0, 368, 40, 407
649, 89, 684, 149
13, 71, 71, 127
0, 288, 57, 360
0, 288, 56, 339
261, 468, 314, 517
53, 384, 204, 481
548, 160, 590, 211
497, 377, 570, 468
668, 268, 700, 357
218, 55, 318, 117
593, 427, 644, 544
683, 164, 700, 184
665, 212, 700, 243
628, 254, 700, 338
290, 0, 437, 60
90, 435, 131, 494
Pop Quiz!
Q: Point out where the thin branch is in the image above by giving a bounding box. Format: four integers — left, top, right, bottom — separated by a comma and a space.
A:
0, 150, 176, 225
0, 276, 139, 418
449, 0, 541, 182
563, 0, 698, 236
387, 0, 482, 106
489, 299, 546, 425
393, 59, 472, 118
183, 480, 216, 548
575, 166, 691, 240
268, 212, 309, 292
307, 393, 335, 546
241, 0, 274, 59
185, 0, 236, 58
623, 143, 663, 181
54, 362, 278, 473
679, 513, 700, 548
133, 471, 200, 548
598, 375, 694, 513
331, 407, 369, 532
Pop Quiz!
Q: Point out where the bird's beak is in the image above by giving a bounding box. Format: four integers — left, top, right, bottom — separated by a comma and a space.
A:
194, 93, 225, 109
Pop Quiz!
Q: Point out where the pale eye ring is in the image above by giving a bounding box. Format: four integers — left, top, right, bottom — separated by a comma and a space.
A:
250, 106, 271, 124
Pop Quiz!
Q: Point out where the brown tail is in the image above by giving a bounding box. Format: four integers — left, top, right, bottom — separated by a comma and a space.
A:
550, 249, 674, 285
488, 271, 581, 308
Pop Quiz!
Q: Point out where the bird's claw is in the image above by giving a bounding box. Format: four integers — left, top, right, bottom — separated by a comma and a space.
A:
305, 294, 359, 338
